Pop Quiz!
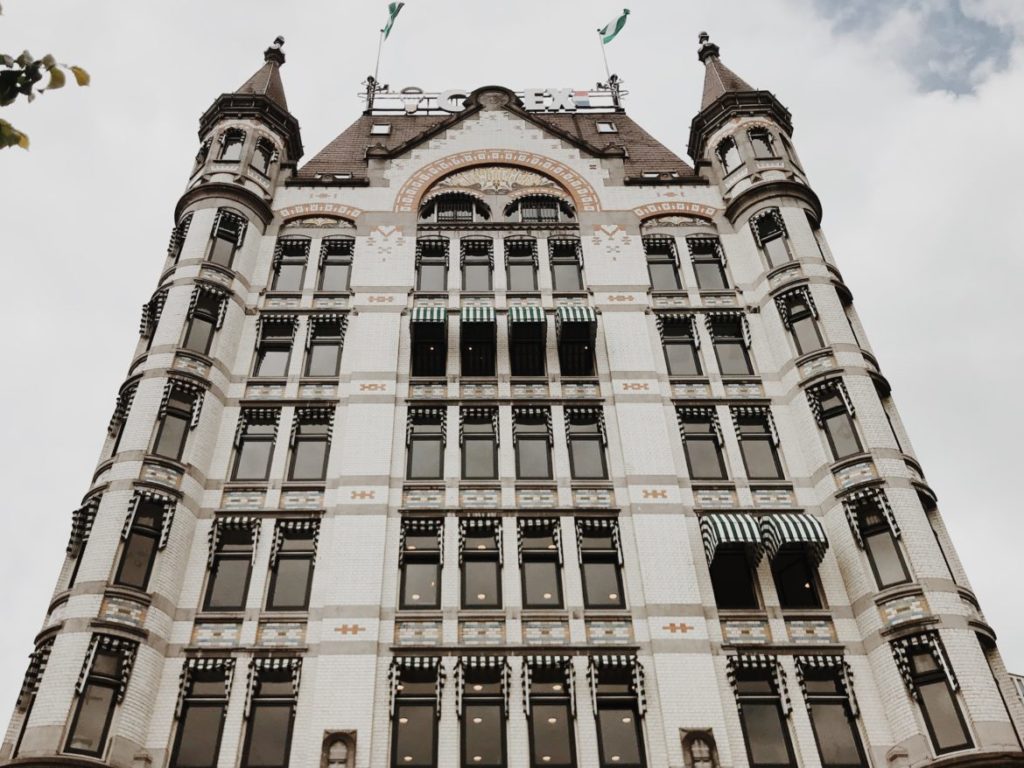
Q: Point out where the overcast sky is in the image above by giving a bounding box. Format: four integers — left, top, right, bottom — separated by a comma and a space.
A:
1, 0, 1022, 713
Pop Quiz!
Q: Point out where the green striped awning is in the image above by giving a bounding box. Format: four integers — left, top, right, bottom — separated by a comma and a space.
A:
700, 513, 763, 566
556, 305, 597, 325
508, 305, 545, 324
760, 513, 829, 564
460, 306, 496, 323
411, 306, 447, 323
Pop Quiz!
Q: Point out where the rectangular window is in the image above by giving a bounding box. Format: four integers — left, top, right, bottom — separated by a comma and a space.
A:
400, 520, 443, 610
752, 210, 791, 269
592, 661, 645, 768
461, 521, 502, 609
461, 315, 496, 377
688, 238, 729, 290
734, 666, 796, 768
518, 196, 561, 223
462, 240, 493, 291
253, 317, 295, 378
643, 236, 681, 290
204, 523, 256, 611
813, 388, 862, 460
778, 290, 824, 355
710, 316, 753, 375
114, 498, 165, 591
182, 290, 223, 355
232, 412, 279, 481
65, 645, 128, 757
407, 409, 445, 480
411, 309, 447, 377
527, 662, 575, 768
391, 662, 440, 768
771, 550, 822, 609
557, 310, 596, 377
710, 549, 759, 609
659, 316, 702, 376
854, 500, 910, 589
170, 663, 231, 768
506, 239, 538, 291
906, 645, 972, 753
577, 520, 624, 609
241, 664, 298, 768
460, 663, 506, 768
678, 411, 727, 480
153, 390, 195, 461
520, 520, 563, 609
509, 311, 546, 377
461, 409, 497, 480
566, 409, 608, 480
416, 239, 449, 292
266, 522, 317, 611
271, 238, 309, 292
319, 238, 354, 292
735, 412, 783, 480
515, 409, 552, 480
749, 128, 776, 159
288, 414, 331, 481
208, 210, 245, 269
550, 239, 583, 291
800, 667, 867, 768
305, 316, 346, 377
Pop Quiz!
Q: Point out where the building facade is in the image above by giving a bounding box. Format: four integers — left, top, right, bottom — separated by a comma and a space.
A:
3, 34, 1023, 768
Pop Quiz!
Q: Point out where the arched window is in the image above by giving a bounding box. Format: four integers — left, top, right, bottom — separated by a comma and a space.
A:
505, 195, 575, 223
322, 732, 355, 768
715, 136, 740, 174
252, 137, 277, 175
193, 138, 212, 171
682, 730, 719, 768
419, 193, 490, 223
748, 127, 776, 159
218, 128, 245, 162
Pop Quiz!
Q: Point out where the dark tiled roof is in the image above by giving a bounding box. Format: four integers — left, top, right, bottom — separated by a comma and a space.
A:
236, 60, 288, 111
700, 55, 754, 111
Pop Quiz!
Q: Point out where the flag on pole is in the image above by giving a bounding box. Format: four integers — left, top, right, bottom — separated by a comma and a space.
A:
598, 8, 630, 44
382, 2, 405, 40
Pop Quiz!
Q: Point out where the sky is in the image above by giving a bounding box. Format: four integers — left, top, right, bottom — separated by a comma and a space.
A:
1, 0, 1023, 716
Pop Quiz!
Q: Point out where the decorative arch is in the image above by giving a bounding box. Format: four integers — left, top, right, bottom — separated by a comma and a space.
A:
394, 150, 602, 213
275, 203, 362, 229
633, 202, 720, 222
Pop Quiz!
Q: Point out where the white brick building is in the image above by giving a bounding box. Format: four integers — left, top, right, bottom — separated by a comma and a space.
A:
3, 34, 1023, 768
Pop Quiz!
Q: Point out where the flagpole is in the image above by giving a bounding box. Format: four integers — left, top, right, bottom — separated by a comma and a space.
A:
373, 28, 385, 84
597, 29, 612, 81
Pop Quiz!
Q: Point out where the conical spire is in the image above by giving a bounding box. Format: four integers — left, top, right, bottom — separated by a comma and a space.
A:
236, 35, 289, 111
697, 32, 754, 110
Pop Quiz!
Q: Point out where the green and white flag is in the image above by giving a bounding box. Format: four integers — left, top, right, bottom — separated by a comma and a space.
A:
382, 2, 405, 40
598, 8, 630, 44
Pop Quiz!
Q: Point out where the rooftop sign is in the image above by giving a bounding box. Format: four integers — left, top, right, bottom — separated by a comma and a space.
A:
360, 86, 626, 114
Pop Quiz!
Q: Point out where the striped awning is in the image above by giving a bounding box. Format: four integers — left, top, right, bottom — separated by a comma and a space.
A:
411, 306, 447, 323
508, 305, 545, 324
461, 306, 495, 323
760, 513, 829, 564
700, 513, 763, 566
556, 305, 597, 325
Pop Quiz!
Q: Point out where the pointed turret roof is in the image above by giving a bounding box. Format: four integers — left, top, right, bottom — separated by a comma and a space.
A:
697, 32, 754, 110
236, 36, 289, 111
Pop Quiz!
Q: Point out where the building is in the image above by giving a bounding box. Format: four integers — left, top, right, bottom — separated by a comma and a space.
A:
3, 32, 1023, 768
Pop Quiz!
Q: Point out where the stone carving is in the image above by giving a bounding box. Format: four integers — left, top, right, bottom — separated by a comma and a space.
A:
435, 165, 559, 194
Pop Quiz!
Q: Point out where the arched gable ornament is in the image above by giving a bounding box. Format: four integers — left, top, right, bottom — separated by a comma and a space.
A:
633, 202, 720, 222
276, 203, 362, 229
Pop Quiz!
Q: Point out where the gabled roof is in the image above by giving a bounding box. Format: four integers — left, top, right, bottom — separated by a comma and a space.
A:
697, 33, 755, 110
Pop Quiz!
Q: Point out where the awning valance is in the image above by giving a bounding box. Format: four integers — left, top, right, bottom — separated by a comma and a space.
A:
700, 513, 763, 566
556, 305, 597, 326
508, 305, 545, 324
761, 513, 829, 564
411, 306, 447, 323
460, 306, 495, 324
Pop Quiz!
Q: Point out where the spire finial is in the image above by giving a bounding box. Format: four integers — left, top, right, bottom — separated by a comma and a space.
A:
697, 31, 720, 64
264, 35, 286, 65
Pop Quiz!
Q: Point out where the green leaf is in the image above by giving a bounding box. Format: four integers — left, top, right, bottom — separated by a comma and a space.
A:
0, 119, 29, 150
45, 67, 65, 90
70, 66, 90, 86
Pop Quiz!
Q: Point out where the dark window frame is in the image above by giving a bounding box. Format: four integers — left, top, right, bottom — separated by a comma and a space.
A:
253, 320, 294, 378
407, 413, 445, 480
266, 529, 317, 611
251, 137, 277, 176
801, 669, 868, 768
203, 527, 255, 612
786, 296, 824, 355
271, 238, 310, 292
642, 236, 682, 291
515, 413, 553, 480
506, 238, 539, 292
319, 238, 354, 292
734, 669, 797, 768
461, 412, 498, 480
288, 420, 330, 481
661, 318, 702, 377
748, 128, 776, 159
461, 525, 502, 610
736, 417, 783, 480
818, 393, 862, 460
716, 136, 741, 174
218, 129, 245, 162
400, 523, 443, 610
152, 391, 193, 462
771, 549, 823, 610
578, 526, 625, 610
416, 239, 449, 292
520, 524, 564, 610
527, 666, 576, 768
679, 414, 727, 481
858, 503, 910, 589
462, 239, 494, 292
688, 238, 730, 291
182, 291, 222, 356
566, 413, 608, 480
64, 649, 123, 757
113, 500, 163, 591
710, 318, 753, 376
305, 319, 346, 378
240, 672, 297, 768
232, 419, 278, 482
549, 239, 584, 292
169, 669, 230, 768
709, 548, 760, 610
908, 648, 973, 754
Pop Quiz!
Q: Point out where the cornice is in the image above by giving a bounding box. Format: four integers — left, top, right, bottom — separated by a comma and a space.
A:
175, 182, 275, 228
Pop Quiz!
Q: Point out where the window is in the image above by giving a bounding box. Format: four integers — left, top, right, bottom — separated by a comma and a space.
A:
407, 409, 445, 480
557, 306, 597, 377
710, 549, 759, 609
114, 496, 169, 591
591, 658, 646, 768
461, 408, 497, 480
682, 731, 719, 768
204, 520, 257, 611
596, 121, 618, 133
895, 638, 972, 754
267, 521, 318, 611
848, 493, 909, 589
508, 195, 575, 223
798, 662, 867, 768
777, 288, 823, 355
519, 520, 563, 609
371, 123, 392, 135
709, 314, 753, 375
140, 287, 169, 349
808, 383, 862, 460
182, 287, 225, 355
319, 238, 354, 292
643, 236, 681, 290
733, 409, 783, 480
565, 408, 608, 480
459, 660, 507, 768
170, 660, 232, 768
460, 520, 502, 609
218, 128, 245, 161
253, 316, 296, 377
400, 520, 443, 609
208, 209, 246, 269
514, 408, 552, 479
153, 385, 201, 461
305, 315, 346, 377
272, 238, 309, 292
232, 410, 279, 481
731, 662, 796, 768
416, 239, 449, 291
751, 209, 791, 269
410, 308, 447, 377
168, 213, 193, 263
549, 239, 583, 291
460, 308, 496, 377
324, 734, 354, 768
772, 550, 822, 609
509, 307, 547, 377
288, 408, 332, 481
252, 137, 277, 175
390, 659, 440, 768
193, 138, 212, 171
748, 128, 776, 159
659, 315, 702, 376
241, 660, 299, 768
66, 498, 100, 589
506, 238, 539, 291
688, 238, 729, 290
577, 520, 624, 609
678, 409, 727, 480
462, 239, 493, 291
526, 659, 575, 768
421, 192, 489, 223
65, 639, 135, 757
716, 136, 741, 173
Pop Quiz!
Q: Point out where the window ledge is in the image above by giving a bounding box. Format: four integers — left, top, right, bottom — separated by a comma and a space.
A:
827, 452, 875, 474
103, 586, 153, 606
778, 608, 833, 620
260, 611, 309, 619
195, 611, 247, 621
717, 609, 769, 620
765, 261, 803, 284
794, 347, 835, 369
279, 482, 326, 492
872, 582, 925, 607
395, 610, 444, 619
142, 455, 189, 475
649, 289, 688, 297
199, 261, 237, 281
264, 290, 302, 300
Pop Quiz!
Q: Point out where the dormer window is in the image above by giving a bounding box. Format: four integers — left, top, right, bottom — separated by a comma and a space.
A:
715, 136, 741, 174
505, 195, 575, 224
218, 128, 245, 162
420, 193, 490, 224
748, 127, 776, 159
596, 121, 618, 133
370, 123, 392, 135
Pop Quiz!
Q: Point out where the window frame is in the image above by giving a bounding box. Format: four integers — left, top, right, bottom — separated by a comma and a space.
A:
305, 319, 345, 378
266, 529, 317, 612
909, 648, 973, 754
506, 238, 539, 292
748, 128, 776, 160
801, 669, 868, 768
461, 412, 498, 480
642, 236, 682, 291
771, 550, 823, 610
566, 414, 608, 480
271, 238, 309, 292
251, 137, 276, 176
169, 669, 230, 768
716, 136, 741, 174
218, 129, 245, 162
549, 239, 584, 292
240, 677, 297, 768
818, 393, 862, 460
527, 666, 576, 768
594, 698, 646, 768
734, 669, 797, 768
460, 525, 502, 610
181, 291, 221, 356
709, 548, 760, 610
416, 239, 449, 292
688, 238, 729, 291
319, 238, 354, 292
514, 413, 553, 480
520, 524, 564, 610
203, 527, 255, 612
578, 526, 625, 610
661, 318, 702, 377
710, 318, 753, 376
400, 523, 443, 610
253, 319, 294, 378
152, 391, 193, 462
679, 414, 727, 481
113, 500, 163, 591
407, 414, 445, 480
736, 417, 783, 480
232, 420, 277, 482
64, 649, 123, 757
461, 239, 494, 292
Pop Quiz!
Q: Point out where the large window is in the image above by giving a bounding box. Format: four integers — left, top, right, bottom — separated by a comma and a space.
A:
716, 136, 741, 174
390, 658, 441, 768
678, 409, 727, 480
305, 315, 346, 377
577, 519, 625, 609
204, 520, 257, 611
549, 239, 583, 291
170, 660, 232, 768
460, 519, 502, 609
519, 519, 563, 609
459, 660, 507, 768
240, 660, 300, 768
643, 236, 681, 291
416, 239, 449, 292
253, 316, 296, 378
65, 639, 135, 757
846, 491, 909, 589
152, 384, 201, 461
407, 408, 445, 480
565, 408, 608, 480
461, 308, 496, 377
557, 307, 597, 377
207, 209, 246, 269
410, 307, 447, 377
509, 307, 546, 377
461, 408, 498, 480
525, 659, 576, 768
709, 314, 753, 375
894, 636, 972, 754
506, 238, 539, 291
421, 192, 489, 223
659, 315, 702, 376
797, 661, 867, 768
771, 550, 822, 609
731, 662, 796, 768
288, 410, 331, 481
400, 519, 443, 610
591, 657, 646, 768
751, 209, 791, 269
688, 238, 729, 290
508, 195, 575, 223
319, 238, 354, 292
733, 408, 783, 480
514, 407, 552, 479
182, 287, 225, 355
710, 549, 759, 609
266, 521, 318, 611
808, 382, 862, 460
232, 410, 279, 481
462, 239, 494, 291
776, 288, 823, 355
218, 128, 245, 161
271, 238, 309, 292
114, 496, 169, 591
